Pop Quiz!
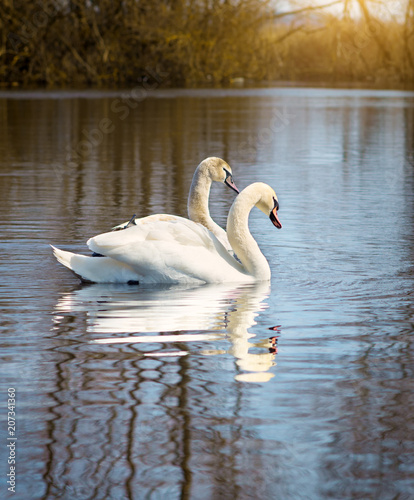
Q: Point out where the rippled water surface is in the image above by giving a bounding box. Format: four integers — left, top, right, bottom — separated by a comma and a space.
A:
1, 87, 414, 499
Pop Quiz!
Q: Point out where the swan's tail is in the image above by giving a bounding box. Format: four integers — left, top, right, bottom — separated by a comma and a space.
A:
50, 245, 141, 284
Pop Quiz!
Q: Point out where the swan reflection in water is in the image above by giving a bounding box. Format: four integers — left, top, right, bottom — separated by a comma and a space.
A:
53, 282, 278, 382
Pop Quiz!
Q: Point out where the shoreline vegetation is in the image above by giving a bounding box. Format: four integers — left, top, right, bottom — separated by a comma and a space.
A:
1, 0, 413, 89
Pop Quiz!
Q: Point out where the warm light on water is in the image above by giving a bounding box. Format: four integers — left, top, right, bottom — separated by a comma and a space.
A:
0, 87, 413, 499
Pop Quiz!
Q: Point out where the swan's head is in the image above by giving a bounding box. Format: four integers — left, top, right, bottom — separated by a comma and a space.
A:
200, 157, 239, 194
254, 183, 282, 229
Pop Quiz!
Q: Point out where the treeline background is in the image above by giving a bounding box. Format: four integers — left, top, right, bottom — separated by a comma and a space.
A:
1, 0, 413, 87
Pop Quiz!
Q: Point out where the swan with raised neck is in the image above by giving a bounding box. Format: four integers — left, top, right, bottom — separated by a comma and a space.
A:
112, 157, 238, 250
227, 182, 281, 281
187, 157, 238, 250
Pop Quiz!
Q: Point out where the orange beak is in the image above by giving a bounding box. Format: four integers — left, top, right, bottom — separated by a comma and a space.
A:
270, 206, 282, 229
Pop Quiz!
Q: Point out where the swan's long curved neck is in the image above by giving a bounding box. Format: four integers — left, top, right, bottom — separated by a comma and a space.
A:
187, 166, 215, 230
226, 190, 271, 281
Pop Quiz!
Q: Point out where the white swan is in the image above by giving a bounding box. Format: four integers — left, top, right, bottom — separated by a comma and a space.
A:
111, 157, 239, 252
51, 182, 282, 284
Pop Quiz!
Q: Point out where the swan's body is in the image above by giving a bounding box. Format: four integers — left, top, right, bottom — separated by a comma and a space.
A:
51, 183, 282, 285
112, 157, 238, 252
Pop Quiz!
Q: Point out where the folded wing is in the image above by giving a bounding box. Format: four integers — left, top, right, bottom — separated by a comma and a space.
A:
87, 214, 246, 284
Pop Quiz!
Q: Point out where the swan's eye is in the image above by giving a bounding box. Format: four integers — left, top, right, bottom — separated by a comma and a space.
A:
273, 197, 280, 211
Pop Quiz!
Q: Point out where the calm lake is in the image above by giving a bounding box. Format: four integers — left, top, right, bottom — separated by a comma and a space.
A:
1, 86, 414, 500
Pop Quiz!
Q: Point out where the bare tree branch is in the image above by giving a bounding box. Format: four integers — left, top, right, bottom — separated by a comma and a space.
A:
355, 0, 393, 64
403, 0, 414, 70
275, 25, 305, 44
272, 0, 343, 19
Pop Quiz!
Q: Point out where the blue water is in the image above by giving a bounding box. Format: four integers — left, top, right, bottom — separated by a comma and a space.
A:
0, 87, 413, 499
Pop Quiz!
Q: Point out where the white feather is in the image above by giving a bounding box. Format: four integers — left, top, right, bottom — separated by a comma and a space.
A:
112, 157, 238, 253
